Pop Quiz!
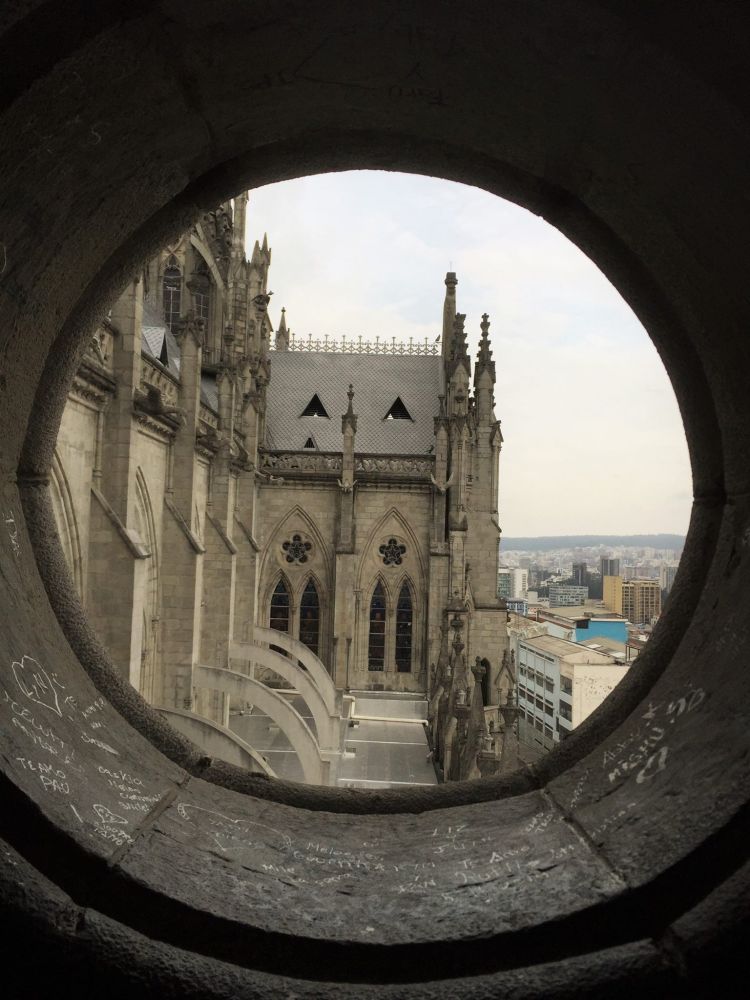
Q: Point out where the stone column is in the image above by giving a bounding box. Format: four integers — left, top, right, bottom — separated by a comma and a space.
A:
160, 312, 205, 711
333, 386, 357, 688
197, 366, 237, 725
86, 279, 149, 690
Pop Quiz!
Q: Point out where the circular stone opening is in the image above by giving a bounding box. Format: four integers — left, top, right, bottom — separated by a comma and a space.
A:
1, 4, 748, 994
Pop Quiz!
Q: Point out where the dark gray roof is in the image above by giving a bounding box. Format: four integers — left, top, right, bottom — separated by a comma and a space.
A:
265, 351, 444, 454
141, 303, 217, 413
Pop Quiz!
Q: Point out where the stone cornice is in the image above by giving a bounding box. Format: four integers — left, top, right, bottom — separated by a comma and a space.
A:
133, 412, 177, 441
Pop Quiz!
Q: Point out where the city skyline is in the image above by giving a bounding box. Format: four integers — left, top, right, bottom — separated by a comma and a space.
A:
245, 170, 692, 537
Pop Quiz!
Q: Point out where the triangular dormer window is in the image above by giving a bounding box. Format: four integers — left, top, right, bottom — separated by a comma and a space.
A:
300, 394, 329, 418
384, 397, 412, 421
303, 437, 317, 450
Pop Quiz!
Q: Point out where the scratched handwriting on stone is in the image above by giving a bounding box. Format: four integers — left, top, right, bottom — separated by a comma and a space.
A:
93, 804, 128, 825
3, 509, 20, 556
12, 655, 63, 717
177, 803, 291, 855
80, 731, 119, 756
15, 757, 69, 795
2, 682, 66, 756
603, 686, 706, 784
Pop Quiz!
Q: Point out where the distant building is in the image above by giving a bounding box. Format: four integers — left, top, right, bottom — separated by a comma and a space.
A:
497, 567, 512, 601
572, 562, 587, 586
600, 556, 620, 578
548, 583, 588, 606
516, 634, 628, 751
660, 563, 679, 595
506, 598, 529, 616
536, 608, 628, 645
603, 575, 624, 614
622, 579, 661, 624
512, 568, 529, 599
499, 566, 528, 600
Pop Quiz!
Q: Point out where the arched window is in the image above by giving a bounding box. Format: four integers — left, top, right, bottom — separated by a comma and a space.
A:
162, 255, 182, 331
191, 257, 211, 324
299, 579, 320, 657
368, 582, 386, 671
269, 578, 291, 656
395, 583, 413, 673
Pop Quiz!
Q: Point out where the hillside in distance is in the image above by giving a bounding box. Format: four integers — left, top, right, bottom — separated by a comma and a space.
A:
501, 534, 685, 552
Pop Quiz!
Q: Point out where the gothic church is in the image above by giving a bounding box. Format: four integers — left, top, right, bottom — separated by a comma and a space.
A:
51, 193, 511, 783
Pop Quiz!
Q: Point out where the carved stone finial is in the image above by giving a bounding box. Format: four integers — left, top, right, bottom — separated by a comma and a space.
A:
342, 383, 358, 434
476, 312, 495, 377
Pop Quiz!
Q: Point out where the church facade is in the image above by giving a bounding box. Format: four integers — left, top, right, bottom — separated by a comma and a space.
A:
51, 194, 512, 782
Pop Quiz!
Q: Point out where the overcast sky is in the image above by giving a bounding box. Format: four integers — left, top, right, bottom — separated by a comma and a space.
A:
244, 171, 692, 538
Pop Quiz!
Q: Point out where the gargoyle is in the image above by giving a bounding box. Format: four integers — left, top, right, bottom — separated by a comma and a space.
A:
89, 334, 108, 366
196, 426, 222, 452
430, 469, 456, 494
254, 469, 284, 486
134, 385, 186, 425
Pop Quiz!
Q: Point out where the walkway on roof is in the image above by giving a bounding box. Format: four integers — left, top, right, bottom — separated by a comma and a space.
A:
337, 691, 438, 790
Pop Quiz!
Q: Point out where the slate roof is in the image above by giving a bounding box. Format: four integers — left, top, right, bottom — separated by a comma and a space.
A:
265, 351, 444, 454
140, 303, 218, 414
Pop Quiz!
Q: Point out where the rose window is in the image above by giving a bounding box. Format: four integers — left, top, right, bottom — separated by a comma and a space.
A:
282, 534, 312, 564
379, 538, 406, 566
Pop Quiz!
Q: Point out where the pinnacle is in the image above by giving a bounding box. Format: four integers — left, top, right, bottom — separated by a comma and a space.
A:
476, 312, 495, 378
451, 313, 469, 360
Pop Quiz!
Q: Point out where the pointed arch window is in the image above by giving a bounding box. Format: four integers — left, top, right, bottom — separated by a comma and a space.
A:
299, 579, 320, 657
300, 394, 329, 418
368, 582, 387, 671
269, 579, 291, 656
384, 396, 412, 420
163, 255, 182, 332
395, 583, 413, 673
191, 257, 211, 324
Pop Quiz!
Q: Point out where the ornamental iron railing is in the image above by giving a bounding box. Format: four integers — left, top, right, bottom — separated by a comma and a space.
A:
285, 333, 440, 356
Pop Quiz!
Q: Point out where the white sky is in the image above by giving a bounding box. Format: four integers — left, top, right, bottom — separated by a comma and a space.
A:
244, 171, 692, 538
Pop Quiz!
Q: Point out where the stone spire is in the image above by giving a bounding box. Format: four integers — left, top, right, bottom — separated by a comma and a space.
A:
275, 307, 289, 351
449, 313, 470, 373
441, 271, 458, 359
341, 383, 358, 435
232, 192, 248, 256
498, 682, 522, 776
475, 313, 495, 381
474, 312, 496, 425
338, 384, 357, 549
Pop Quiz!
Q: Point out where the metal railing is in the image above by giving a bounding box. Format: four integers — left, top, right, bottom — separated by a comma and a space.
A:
286, 333, 440, 355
